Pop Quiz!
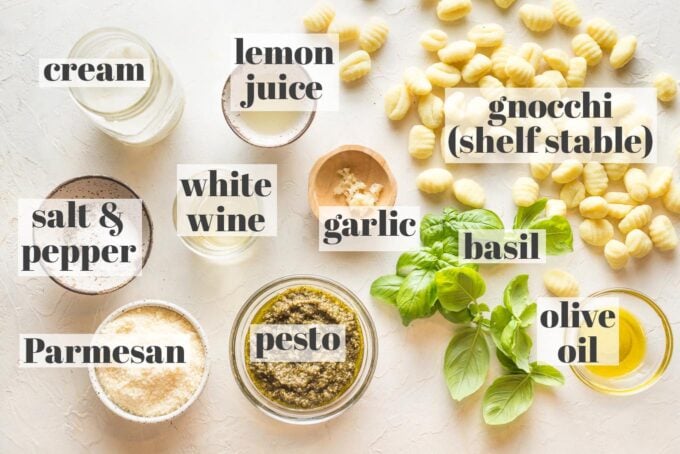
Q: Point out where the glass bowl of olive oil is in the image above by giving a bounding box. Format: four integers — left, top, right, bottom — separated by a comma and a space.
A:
570, 288, 673, 395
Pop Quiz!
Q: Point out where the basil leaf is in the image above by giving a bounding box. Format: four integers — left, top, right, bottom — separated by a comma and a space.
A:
500, 320, 532, 372
420, 212, 453, 246
396, 249, 437, 276
513, 198, 548, 229
438, 303, 473, 324
490, 305, 512, 349
528, 216, 573, 255
483, 374, 534, 425
395, 269, 438, 326
370, 275, 404, 305
455, 209, 505, 231
530, 362, 565, 387
496, 348, 521, 372
503, 274, 531, 318
435, 267, 486, 312
443, 326, 490, 401
519, 302, 537, 327
420, 208, 504, 251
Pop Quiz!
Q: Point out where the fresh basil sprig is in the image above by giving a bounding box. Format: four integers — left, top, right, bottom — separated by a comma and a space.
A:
513, 198, 573, 255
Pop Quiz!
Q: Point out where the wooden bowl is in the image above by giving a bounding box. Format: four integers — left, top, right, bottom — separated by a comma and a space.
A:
308, 144, 397, 218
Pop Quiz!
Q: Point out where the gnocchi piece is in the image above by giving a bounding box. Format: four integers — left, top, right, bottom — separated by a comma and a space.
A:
552, 0, 581, 28
586, 18, 618, 51
648, 166, 673, 198
546, 199, 567, 217
512, 177, 540, 207
530, 161, 553, 180
461, 54, 492, 83
438, 40, 477, 64
359, 17, 389, 53
543, 269, 579, 297
603, 160, 629, 181
604, 191, 636, 205
654, 72, 678, 102
416, 168, 453, 194
623, 168, 649, 202
409, 125, 436, 159
328, 19, 360, 42
505, 55, 535, 86
607, 203, 633, 220
478, 75, 505, 100
384, 84, 413, 120
579, 196, 608, 219
420, 29, 448, 52
519, 5, 555, 33
579, 219, 614, 247
618, 204, 652, 235
604, 240, 629, 270
491, 45, 514, 80
625, 229, 653, 259
494, 0, 517, 8
560, 180, 586, 209
339, 51, 371, 82
403, 67, 432, 96
541, 70, 568, 89
543, 48, 570, 74
467, 24, 505, 48
649, 215, 678, 251
566, 57, 588, 87
418, 93, 444, 129
552, 159, 583, 184
611, 95, 636, 119
303, 2, 335, 32
453, 178, 486, 208
437, 0, 472, 22
662, 181, 680, 214
583, 162, 608, 195
572, 34, 602, 67
609, 35, 637, 69
517, 42, 543, 71
425, 62, 461, 88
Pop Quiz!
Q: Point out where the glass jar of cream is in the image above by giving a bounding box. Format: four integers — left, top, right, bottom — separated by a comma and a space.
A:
68, 28, 184, 146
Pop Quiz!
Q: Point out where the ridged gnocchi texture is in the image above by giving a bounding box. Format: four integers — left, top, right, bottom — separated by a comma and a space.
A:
546, 199, 567, 217
560, 180, 586, 208
663, 181, 680, 213
384, 84, 413, 120
543, 48, 570, 73
586, 18, 618, 51
416, 168, 453, 194
403, 67, 432, 96
625, 229, 653, 259
303, 2, 335, 32
453, 179, 485, 208
519, 5, 555, 33
420, 29, 448, 52
572, 34, 602, 66
530, 161, 553, 180
426, 62, 461, 88
517, 42, 543, 71
328, 19, 360, 42
610, 35, 637, 69
478, 75, 504, 100
512, 177, 540, 207
409, 125, 436, 159
583, 162, 608, 195
654, 72, 678, 102
437, 0, 472, 22
543, 269, 579, 297
618, 204, 652, 235
623, 168, 649, 202
491, 45, 514, 80
461, 54, 492, 83
359, 17, 389, 53
604, 191, 636, 205
552, 159, 583, 184
579, 196, 608, 219
579, 219, 614, 247
603, 161, 629, 181
418, 94, 444, 129
494, 0, 517, 8
607, 203, 633, 219
604, 240, 629, 270
566, 57, 588, 87
649, 215, 678, 251
648, 166, 673, 198
339, 51, 371, 82
467, 23, 505, 48
542, 70, 567, 89
505, 56, 535, 86
438, 40, 476, 64
552, 0, 581, 28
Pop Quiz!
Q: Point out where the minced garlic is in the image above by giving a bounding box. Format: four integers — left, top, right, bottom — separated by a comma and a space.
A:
334, 168, 383, 206
95, 306, 206, 418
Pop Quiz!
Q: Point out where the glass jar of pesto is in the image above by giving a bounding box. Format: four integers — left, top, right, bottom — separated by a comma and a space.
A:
230, 275, 377, 424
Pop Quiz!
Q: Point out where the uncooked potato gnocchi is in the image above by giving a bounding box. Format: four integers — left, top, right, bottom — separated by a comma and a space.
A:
609, 35, 637, 69
654, 73, 677, 102
438, 40, 476, 64
328, 18, 360, 42
543, 269, 579, 297
618, 204, 652, 235
418, 94, 444, 129
586, 18, 618, 51
303, 2, 335, 32
505, 56, 535, 86
403, 67, 432, 96
426, 62, 461, 88
519, 5, 555, 33
512, 177, 540, 207
579, 196, 608, 219
663, 181, 680, 214
604, 240, 629, 270
467, 23, 505, 48
566, 57, 588, 87
359, 17, 389, 53
560, 180, 586, 209
543, 48, 570, 73
546, 199, 567, 217
453, 179, 485, 208
625, 229, 653, 259
339, 50, 371, 82
420, 29, 448, 52
461, 54, 492, 83
572, 34, 602, 66
648, 166, 673, 198
437, 0, 472, 22
648, 215, 678, 251
416, 168, 453, 194
384, 84, 413, 121
623, 168, 649, 202
579, 219, 614, 247
409, 125, 436, 159
552, 159, 583, 184
583, 162, 608, 195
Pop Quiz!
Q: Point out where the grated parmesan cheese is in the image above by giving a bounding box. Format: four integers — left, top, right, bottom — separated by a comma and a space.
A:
334, 168, 383, 206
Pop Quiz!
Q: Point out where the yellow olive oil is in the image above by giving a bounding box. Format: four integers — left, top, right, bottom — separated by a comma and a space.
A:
586, 308, 646, 378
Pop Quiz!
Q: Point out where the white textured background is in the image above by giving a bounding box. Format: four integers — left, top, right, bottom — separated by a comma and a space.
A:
1, 0, 680, 452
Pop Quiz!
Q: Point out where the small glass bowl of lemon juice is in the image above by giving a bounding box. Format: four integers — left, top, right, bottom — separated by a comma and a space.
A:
571, 288, 673, 395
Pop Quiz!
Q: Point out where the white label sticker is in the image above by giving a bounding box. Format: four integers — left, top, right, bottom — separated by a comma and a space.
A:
249, 324, 346, 363
39, 59, 152, 87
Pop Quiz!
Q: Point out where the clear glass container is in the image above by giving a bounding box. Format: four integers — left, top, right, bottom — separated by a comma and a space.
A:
230, 275, 378, 424
68, 28, 184, 146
